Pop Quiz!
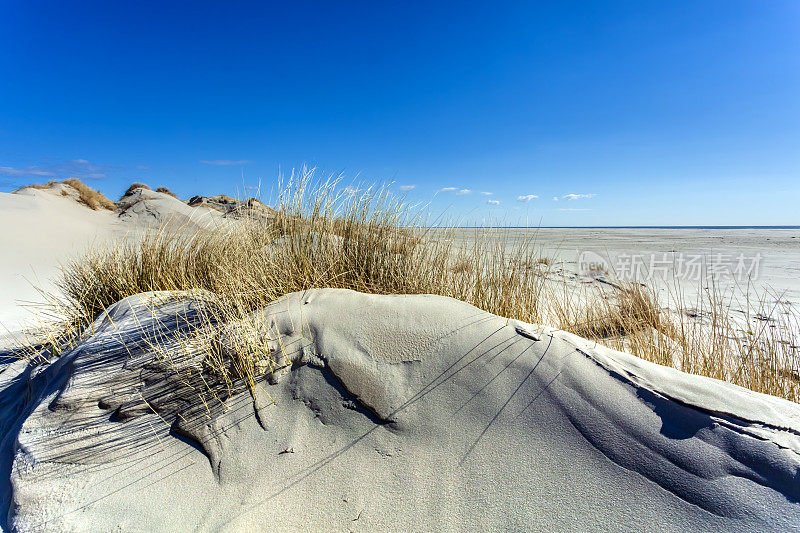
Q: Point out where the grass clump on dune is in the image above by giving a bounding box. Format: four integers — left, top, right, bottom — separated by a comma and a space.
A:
57, 169, 548, 325
155, 186, 179, 199
41, 168, 800, 403
551, 279, 799, 402
16, 178, 115, 211
62, 178, 117, 211
121, 182, 152, 198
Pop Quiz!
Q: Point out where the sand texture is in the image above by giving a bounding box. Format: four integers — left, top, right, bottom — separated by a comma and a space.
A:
1, 289, 798, 531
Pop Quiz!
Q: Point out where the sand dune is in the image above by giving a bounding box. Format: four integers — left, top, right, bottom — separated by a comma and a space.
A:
1, 289, 798, 531
0, 184, 227, 334
0, 186, 120, 332
117, 187, 224, 228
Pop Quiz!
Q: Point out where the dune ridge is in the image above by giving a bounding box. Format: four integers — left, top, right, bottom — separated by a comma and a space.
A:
1, 289, 798, 531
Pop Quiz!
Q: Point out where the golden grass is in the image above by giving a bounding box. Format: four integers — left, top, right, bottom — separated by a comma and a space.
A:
62, 178, 116, 210
14, 180, 60, 191
548, 276, 800, 401
31, 168, 800, 404
15, 178, 115, 211
155, 186, 178, 199
122, 182, 151, 198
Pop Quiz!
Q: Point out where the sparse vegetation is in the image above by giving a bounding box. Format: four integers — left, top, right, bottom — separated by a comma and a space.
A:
122, 182, 151, 198
31, 168, 800, 403
155, 186, 178, 199
62, 178, 116, 210
15, 180, 59, 192
15, 178, 115, 211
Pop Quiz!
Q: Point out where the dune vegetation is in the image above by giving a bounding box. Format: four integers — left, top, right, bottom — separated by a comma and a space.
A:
121, 182, 152, 198
31, 169, 800, 403
16, 178, 116, 211
155, 186, 179, 199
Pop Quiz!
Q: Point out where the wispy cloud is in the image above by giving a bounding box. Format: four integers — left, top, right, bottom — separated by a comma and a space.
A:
0, 166, 55, 177
558, 208, 591, 212
487, 199, 500, 205
200, 160, 251, 166
552, 196, 558, 201
0, 159, 112, 180
136, 165, 150, 170
480, 191, 493, 196
517, 194, 538, 202
398, 184, 416, 191
562, 193, 596, 200
438, 187, 472, 195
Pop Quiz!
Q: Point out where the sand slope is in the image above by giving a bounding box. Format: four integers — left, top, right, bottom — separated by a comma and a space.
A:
1, 289, 798, 531
0, 186, 119, 332
0, 185, 224, 334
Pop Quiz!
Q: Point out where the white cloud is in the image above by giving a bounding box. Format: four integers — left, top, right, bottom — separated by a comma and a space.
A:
200, 160, 251, 166
480, 191, 493, 196
558, 208, 591, 212
517, 194, 538, 202
562, 193, 596, 201
0, 166, 55, 177
136, 165, 150, 170
552, 196, 558, 201
487, 199, 500, 205
398, 184, 416, 191
438, 187, 458, 193
456, 189, 471, 195
0, 159, 111, 180
342, 186, 358, 195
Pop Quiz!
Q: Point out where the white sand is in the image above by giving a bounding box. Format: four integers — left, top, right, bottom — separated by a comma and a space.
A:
0, 186, 120, 332
1, 289, 798, 531
0, 185, 223, 334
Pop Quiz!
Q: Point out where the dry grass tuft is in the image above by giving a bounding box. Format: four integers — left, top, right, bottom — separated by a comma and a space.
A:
15, 179, 114, 211
62, 178, 116, 210
548, 277, 800, 402
122, 182, 151, 198
557, 283, 670, 339
14, 180, 60, 192
155, 186, 179, 199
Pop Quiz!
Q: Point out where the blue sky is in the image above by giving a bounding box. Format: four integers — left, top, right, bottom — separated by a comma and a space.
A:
1, 1, 799, 226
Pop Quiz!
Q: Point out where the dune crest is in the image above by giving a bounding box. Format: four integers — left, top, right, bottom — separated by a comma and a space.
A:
1, 289, 798, 531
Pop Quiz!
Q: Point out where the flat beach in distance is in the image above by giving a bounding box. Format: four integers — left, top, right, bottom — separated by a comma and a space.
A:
450, 226, 800, 306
